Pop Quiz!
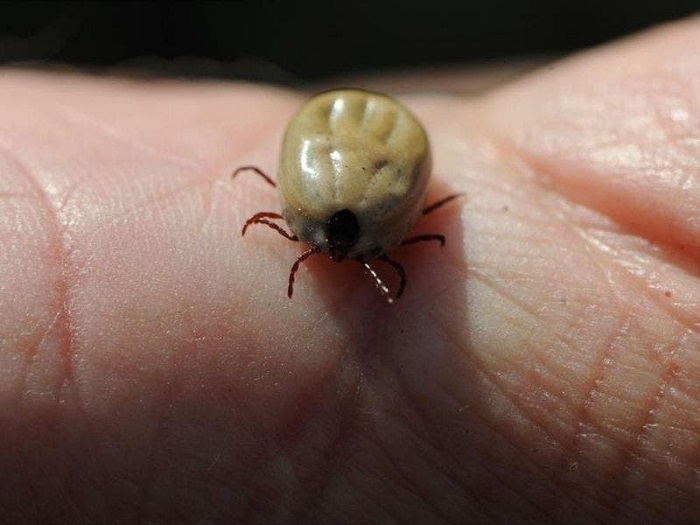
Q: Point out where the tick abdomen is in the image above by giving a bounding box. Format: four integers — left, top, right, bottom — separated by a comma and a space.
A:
278, 90, 431, 259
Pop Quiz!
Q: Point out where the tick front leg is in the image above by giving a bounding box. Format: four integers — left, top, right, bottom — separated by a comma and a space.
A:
242, 212, 299, 241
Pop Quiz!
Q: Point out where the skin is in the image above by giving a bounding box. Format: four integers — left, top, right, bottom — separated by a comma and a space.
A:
0, 15, 699, 524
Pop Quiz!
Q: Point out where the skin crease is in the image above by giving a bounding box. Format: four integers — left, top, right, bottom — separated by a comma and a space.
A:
0, 16, 699, 525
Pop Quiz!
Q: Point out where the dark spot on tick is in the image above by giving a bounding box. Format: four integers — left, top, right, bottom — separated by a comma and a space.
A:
327, 209, 360, 262
374, 159, 388, 171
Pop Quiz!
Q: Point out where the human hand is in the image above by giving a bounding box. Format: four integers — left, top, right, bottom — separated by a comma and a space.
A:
1, 16, 698, 523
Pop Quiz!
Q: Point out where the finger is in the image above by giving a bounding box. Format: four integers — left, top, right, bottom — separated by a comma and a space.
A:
483, 17, 700, 251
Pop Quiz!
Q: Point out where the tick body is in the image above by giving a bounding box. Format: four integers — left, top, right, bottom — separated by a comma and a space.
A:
234, 89, 460, 303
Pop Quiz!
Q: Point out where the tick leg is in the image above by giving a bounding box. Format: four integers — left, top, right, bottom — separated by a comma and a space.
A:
288, 247, 321, 298
361, 256, 407, 304
422, 192, 464, 215
361, 262, 391, 301
242, 212, 298, 241
379, 255, 407, 303
401, 234, 446, 247
232, 165, 277, 188
405, 193, 462, 249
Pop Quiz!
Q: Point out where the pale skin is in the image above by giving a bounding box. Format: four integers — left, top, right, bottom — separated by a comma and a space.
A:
0, 16, 699, 524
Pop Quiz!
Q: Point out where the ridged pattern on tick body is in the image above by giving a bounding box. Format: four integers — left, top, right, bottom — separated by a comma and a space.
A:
278, 90, 431, 259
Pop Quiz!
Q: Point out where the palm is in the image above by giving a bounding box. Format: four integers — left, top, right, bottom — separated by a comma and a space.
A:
1, 18, 698, 524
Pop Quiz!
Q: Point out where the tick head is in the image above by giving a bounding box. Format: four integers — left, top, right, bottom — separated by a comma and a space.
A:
326, 209, 360, 262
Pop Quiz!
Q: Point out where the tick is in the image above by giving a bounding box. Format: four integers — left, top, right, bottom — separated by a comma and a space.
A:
233, 89, 461, 303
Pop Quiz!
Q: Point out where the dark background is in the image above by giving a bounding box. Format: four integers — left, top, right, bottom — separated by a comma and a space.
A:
0, 1, 697, 83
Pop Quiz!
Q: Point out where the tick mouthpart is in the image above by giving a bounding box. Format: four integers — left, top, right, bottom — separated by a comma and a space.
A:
326, 209, 360, 262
